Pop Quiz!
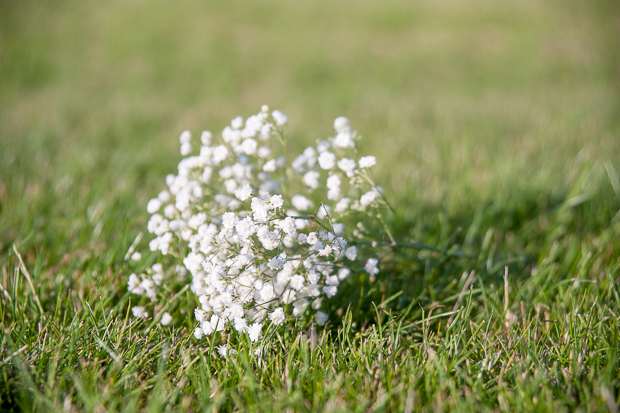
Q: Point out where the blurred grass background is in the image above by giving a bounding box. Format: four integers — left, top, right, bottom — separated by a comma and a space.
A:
2, 0, 619, 224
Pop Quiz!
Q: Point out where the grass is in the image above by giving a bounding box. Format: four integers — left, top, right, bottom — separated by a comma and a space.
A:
1, 0, 620, 411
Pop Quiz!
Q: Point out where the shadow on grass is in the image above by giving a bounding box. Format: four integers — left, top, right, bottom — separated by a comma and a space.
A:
326, 168, 620, 333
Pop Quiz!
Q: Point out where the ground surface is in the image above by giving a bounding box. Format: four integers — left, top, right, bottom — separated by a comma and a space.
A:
1, 0, 619, 411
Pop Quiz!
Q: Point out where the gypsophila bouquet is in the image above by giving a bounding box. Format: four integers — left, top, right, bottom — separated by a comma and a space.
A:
128, 106, 392, 344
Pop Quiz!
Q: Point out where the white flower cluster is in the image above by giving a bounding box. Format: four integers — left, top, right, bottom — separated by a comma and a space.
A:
130, 107, 385, 344
128, 263, 166, 299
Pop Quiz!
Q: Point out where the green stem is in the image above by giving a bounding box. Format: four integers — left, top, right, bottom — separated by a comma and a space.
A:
376, 212, 397, 246
353, 240, 472, 258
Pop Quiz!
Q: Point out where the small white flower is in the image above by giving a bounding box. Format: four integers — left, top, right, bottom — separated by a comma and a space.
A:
194, 327, 204, 339
290, 274, 305, 290
263, 159, 277, 172
345, 246, 357, 260
147, 214, 163, 233
327, 188, 341, 201
335, 198, 350, 213
278, 217, 296, 235
307, 284, 320, 297
201, 321, 214, 336
303, 146, 316, 159
160, 312, 173, 326
307, 270, 320, 284
337, 158, 356, 177
234, 317, 248, 333
269, 307, 286, 326
365, 258, 379, 275
251, 197, 270, 222
316, 140, 331, 153
202, 167, 213, 183
248, 322, 263, 342
269, 194, 284, 209
195, 308, 207, 323
292, 154, 308, 172
217, 345, 229, 357
224, 178, 237, 193
163, 204, 176, 219
332, 132, 354, 149
358, 156, 376, 168
231, 116, 244, 130
315, 311, 329, 326
222, 212, 239, 229
147, 198, 162, 214
333, 116, 350, 134
212, 145, 229, 164
234, 184, 253, 201
303, 171, 320, 189
317, 205, 331, 219
260, 283, 276, 301
298, 233, 308, 244
232, 163, 247, 179
360, 189, 378, 208
128, 274, 144, 295
326, 174, 341, 191
180, 142, 192, 156
307, 232, 318, 245
260, 123, 273, 140
257, 146, 271, 159
158, 190, 171, 202
241, 138, 258, 155
323, 286, 338, 298
338, 268, 351, 280
295, 218, 308, 230
132, 306, 148, 319
272, 110, 288, 126
261, 104, 269, 113
130, 252, 142, 262
235, 216, 257, 239
291, 195, 313, 211
268, 256, 286, 270
179, 130, 191, 146
332, 223, 345, 234
318, 245, 332, 256
219, 166, 233, 179
211, 314, 225, 332
201, 131, 212, 145
318, 152, 336, 170
218, 344, 237, 357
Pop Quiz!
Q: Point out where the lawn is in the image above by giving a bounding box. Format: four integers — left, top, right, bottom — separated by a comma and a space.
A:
1, 0, 619, 411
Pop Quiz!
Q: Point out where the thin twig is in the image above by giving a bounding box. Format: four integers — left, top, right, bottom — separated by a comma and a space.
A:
0, 345, 28, 366
353, 240, 472, 258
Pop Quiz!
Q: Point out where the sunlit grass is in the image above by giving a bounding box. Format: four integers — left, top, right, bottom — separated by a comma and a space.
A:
0, 0, 619, 410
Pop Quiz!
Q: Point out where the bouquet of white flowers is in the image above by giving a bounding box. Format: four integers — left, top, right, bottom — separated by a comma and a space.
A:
128, 106, 392, 344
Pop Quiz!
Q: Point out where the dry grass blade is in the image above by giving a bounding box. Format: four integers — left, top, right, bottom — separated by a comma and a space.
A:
12, 244, 44, 315
448, 270, 475, 327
